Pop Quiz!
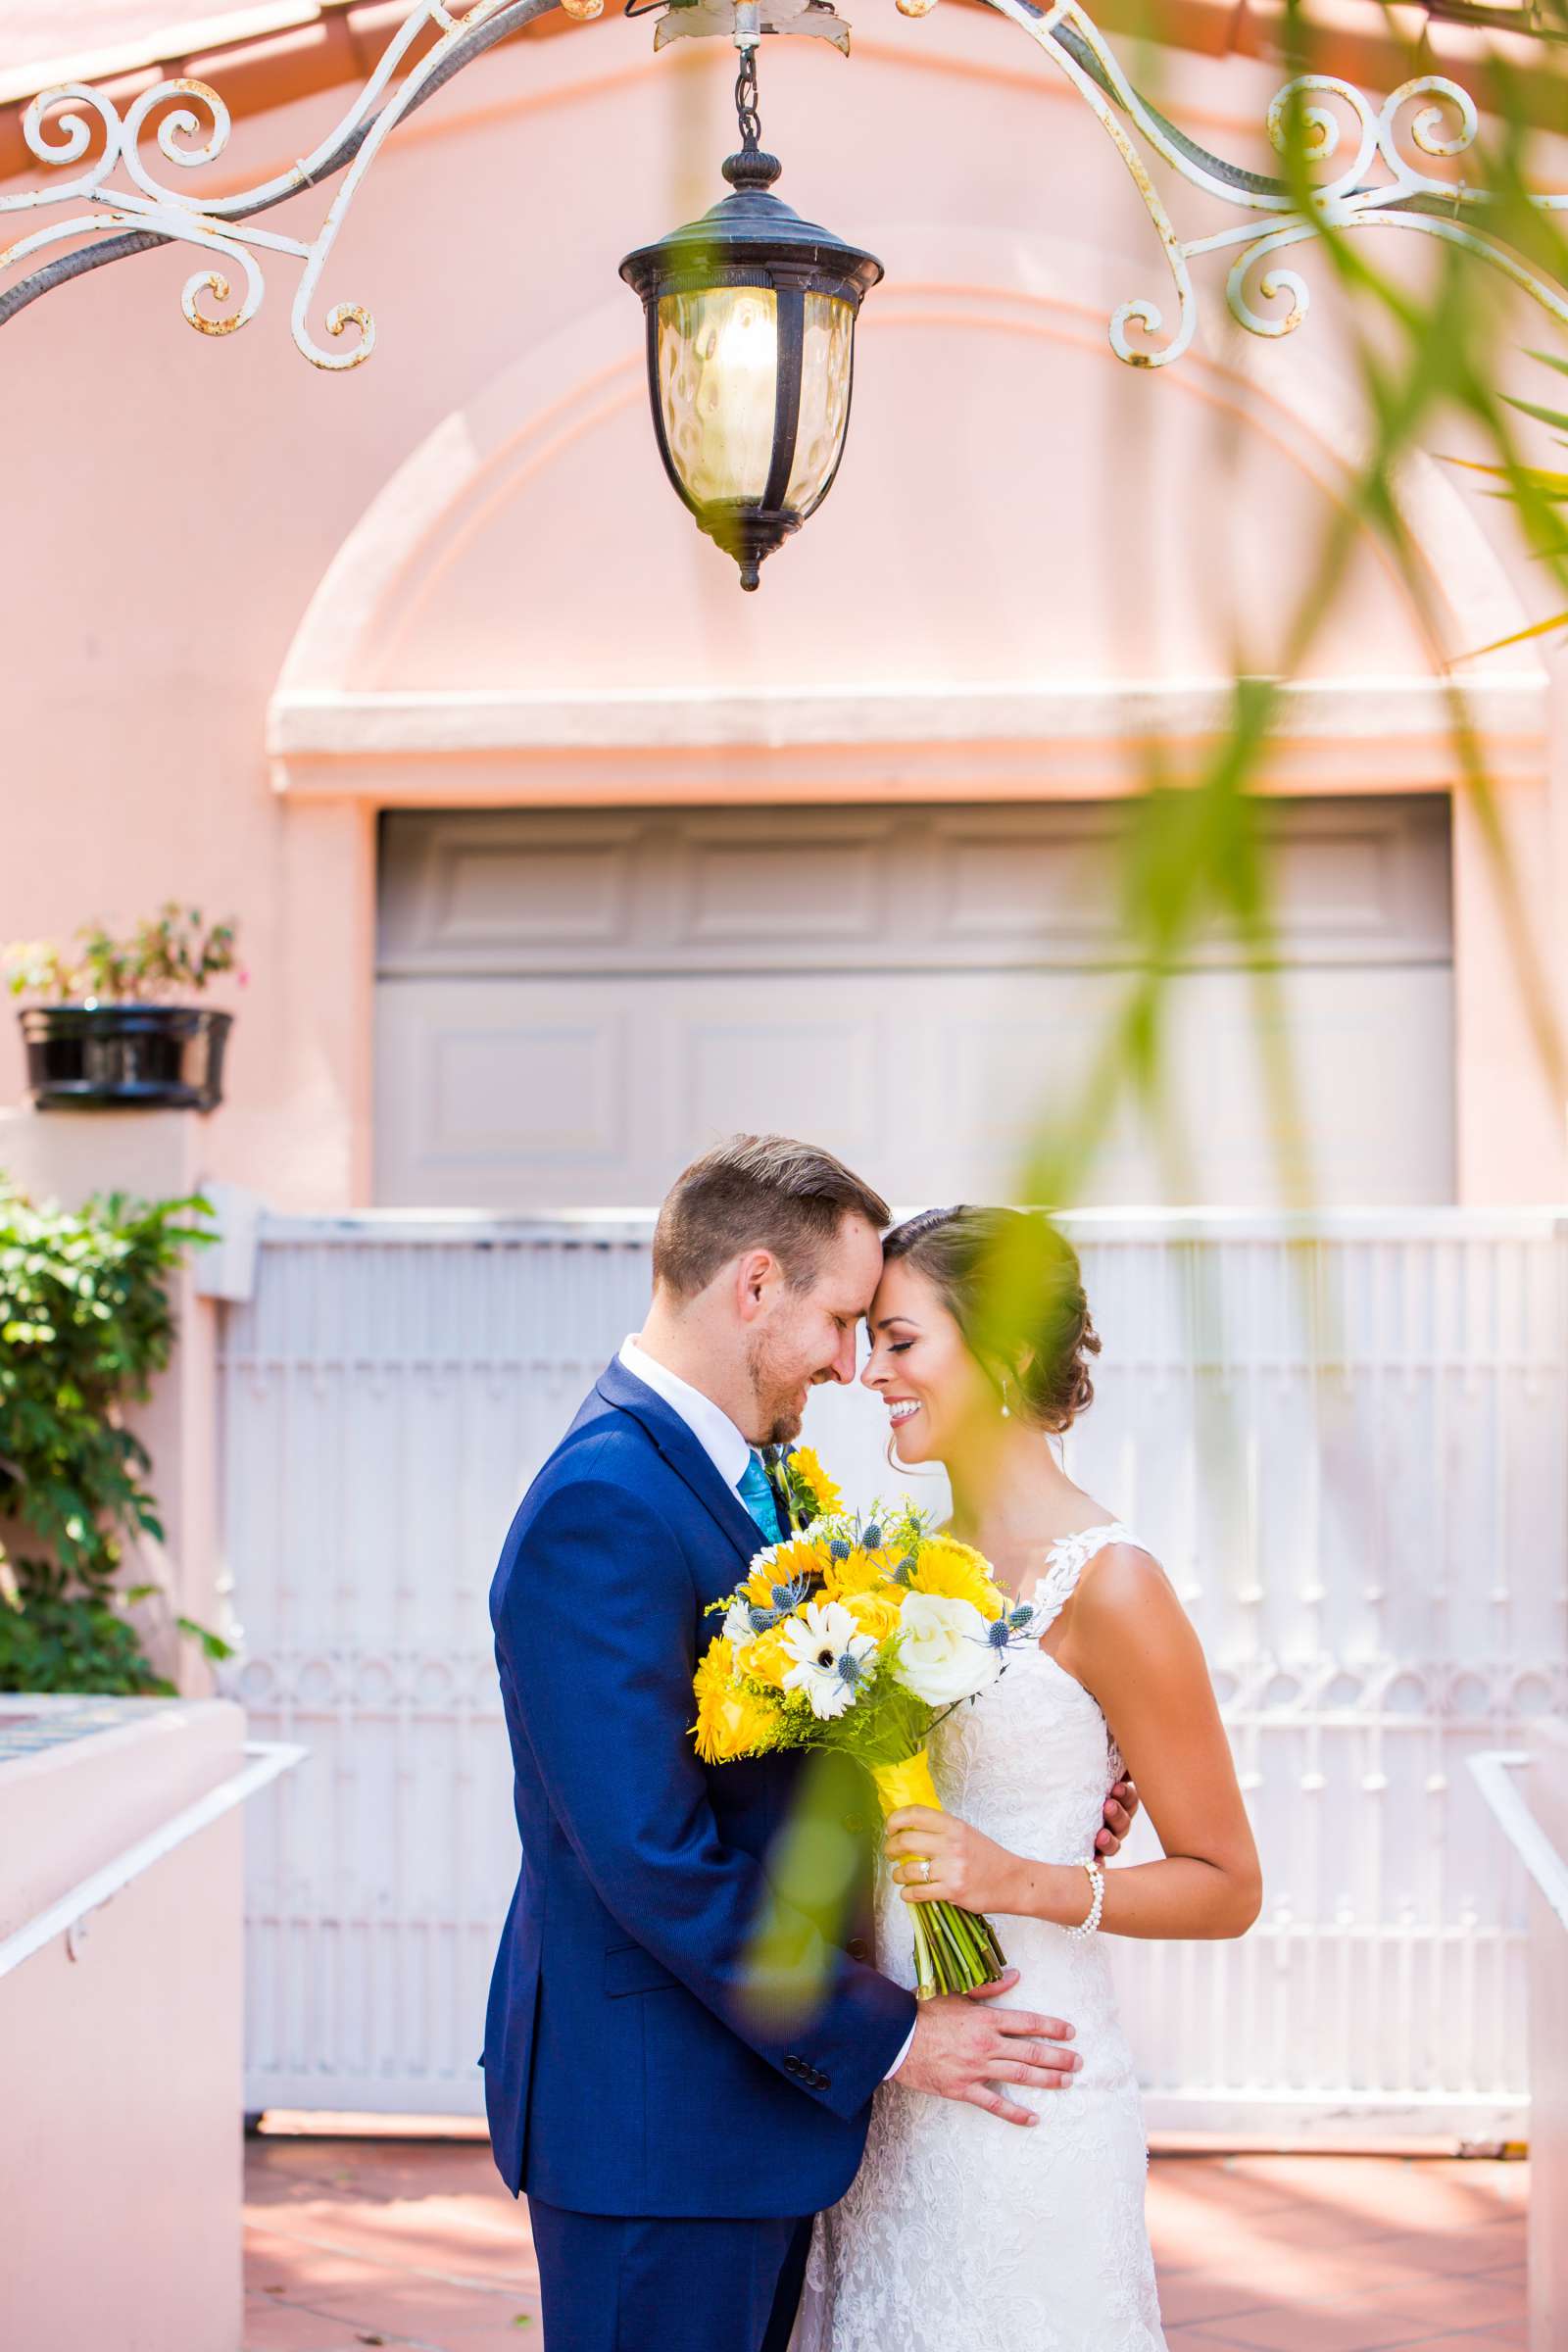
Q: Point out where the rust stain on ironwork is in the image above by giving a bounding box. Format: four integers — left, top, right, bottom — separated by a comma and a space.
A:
188, 272, 245, 333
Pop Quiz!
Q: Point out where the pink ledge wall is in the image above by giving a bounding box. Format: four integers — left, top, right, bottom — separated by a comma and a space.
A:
0, 1700, 249, 2352
0, 9, 1563, 1205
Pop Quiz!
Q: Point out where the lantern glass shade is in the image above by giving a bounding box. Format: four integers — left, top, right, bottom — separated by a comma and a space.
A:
620, 156, 881, 589
656, 286, 856, 517
786, 291, 856, 512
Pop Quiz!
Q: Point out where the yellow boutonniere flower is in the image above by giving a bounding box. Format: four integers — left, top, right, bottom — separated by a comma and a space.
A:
783, 1444, 844, 1522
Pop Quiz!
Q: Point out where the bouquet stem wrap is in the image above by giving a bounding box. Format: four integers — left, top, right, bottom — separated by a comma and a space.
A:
870, 1748, 1008, 1999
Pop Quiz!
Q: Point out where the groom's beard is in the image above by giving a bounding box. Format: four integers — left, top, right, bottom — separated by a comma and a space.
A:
745, 1330, 808, 1447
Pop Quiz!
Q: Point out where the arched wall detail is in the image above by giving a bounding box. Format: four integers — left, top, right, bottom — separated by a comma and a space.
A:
264, 226, 1560, 1209
270, 225, 1547, 804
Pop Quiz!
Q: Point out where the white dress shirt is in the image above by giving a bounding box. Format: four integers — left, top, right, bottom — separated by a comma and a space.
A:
616, 1333, 914, 2082
618, 1334, 753, 1491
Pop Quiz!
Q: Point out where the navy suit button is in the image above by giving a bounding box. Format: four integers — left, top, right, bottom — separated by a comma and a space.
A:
814, 2071, 831, 2090
846, 1937, 869, 1961
784, 2055, 803, 2075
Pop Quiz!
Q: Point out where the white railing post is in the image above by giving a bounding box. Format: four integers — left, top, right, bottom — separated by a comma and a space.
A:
1468, 1736, 1568, 2352
1527, 1724, 1568, 2352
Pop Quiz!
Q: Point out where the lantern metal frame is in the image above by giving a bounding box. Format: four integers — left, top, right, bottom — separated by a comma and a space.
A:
618, 49, 883, 588
2, 0, 1568, 380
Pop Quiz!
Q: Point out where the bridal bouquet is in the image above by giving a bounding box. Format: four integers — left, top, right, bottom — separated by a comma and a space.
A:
693, 1489, 1043, 1996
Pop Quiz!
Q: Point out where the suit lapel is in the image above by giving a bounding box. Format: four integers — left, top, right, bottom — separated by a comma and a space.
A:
596, 1356, 764, 1572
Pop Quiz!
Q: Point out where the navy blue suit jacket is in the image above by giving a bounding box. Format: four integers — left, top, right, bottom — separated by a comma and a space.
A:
483, 1355, 917, 2219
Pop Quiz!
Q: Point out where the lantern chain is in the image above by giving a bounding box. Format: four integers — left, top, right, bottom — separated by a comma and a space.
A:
734, 46, 762, 155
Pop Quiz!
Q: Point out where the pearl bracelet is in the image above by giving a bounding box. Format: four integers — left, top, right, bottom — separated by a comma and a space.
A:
1065, 1857, 1104, 1940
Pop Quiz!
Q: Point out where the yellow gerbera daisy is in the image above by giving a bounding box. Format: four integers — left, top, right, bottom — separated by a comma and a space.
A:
906, 1535, 1005, 1621
821, 1544, 893, 1602
740, 1537, 824, 1610
693, 1637, 781, 1762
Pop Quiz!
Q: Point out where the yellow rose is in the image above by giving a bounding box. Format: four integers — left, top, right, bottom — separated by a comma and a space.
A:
737, 1623, 795, 1690
905, 1536, 1005, 1621
844, 1590, 902, 1644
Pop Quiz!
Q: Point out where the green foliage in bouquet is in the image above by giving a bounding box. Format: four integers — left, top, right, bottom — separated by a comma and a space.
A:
0, 1180, 229, 1694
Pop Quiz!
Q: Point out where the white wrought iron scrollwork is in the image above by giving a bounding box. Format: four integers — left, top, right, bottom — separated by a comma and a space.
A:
0, 0, 564, 367
2, 0, 1567, 368
982, 0, 1568, 366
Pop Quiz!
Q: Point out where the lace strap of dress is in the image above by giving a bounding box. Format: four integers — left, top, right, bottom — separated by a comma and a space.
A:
1028, 1522, 1136, 1634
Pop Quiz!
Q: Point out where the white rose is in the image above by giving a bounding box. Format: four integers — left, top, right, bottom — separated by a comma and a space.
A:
892, 1592, 1000, 1707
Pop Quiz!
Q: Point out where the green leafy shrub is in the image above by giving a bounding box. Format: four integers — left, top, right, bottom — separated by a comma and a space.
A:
0, 1180, 227, 1695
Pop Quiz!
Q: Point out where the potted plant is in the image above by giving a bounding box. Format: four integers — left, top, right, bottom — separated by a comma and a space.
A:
5, 905, 242, 1112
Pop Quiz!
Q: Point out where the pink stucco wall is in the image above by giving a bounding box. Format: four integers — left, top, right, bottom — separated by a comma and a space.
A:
2, 9, 1564, 1203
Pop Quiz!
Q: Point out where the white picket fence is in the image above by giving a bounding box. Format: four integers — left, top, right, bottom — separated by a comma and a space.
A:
219, 1210, 1568, 2137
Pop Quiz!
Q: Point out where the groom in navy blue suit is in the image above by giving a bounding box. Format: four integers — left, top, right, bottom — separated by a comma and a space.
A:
485, 1137, 1096, 2352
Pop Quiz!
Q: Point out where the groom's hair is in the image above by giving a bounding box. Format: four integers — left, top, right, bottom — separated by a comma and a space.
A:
654, 1134, 890, 1299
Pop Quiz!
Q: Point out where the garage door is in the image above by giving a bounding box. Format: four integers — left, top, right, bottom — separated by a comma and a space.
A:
373, 798, 1452, 1208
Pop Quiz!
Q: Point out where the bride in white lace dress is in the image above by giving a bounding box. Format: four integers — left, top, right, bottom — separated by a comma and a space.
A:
794, 1207, 1261, 2352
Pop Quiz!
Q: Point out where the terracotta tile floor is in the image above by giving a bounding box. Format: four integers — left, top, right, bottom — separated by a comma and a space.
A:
243, 2132, 1529, 2351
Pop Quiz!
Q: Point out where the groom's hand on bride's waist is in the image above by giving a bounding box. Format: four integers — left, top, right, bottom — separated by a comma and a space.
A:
895, 1969, 1081, 2128
1096, 1776, 1139, 1858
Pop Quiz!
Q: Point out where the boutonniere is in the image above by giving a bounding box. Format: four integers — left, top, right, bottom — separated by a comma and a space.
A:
768, 1443, 845, 1534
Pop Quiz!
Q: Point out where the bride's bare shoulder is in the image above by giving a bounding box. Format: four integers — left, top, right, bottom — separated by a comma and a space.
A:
1073, 1539, 1182, 1626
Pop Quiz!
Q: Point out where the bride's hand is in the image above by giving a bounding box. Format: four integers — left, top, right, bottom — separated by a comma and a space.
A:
884, 1806, 1023, 1916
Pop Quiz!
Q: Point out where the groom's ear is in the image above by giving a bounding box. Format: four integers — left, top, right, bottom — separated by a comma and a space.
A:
734, 1248, 783, 1321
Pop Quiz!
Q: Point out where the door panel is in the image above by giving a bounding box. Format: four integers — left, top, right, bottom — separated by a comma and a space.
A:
375, 800, 1453, 1207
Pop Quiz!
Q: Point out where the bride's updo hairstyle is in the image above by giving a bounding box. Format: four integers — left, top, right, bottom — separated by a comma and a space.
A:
881, 1205, 1101, 1433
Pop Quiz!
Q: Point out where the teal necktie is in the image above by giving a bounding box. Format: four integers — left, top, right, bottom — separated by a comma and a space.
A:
737, 1450, 784, 1544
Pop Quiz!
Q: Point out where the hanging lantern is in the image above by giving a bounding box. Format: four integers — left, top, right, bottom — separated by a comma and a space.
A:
618, 48, 882, 591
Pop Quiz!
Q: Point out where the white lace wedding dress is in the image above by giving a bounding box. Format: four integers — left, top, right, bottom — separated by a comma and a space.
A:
792, 1525, 1168, 2352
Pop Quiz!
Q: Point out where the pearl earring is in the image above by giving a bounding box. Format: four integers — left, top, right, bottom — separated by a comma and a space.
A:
1000, 1379, 1011, 1420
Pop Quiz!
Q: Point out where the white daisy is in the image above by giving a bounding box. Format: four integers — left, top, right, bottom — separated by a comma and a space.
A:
780, 1599, 877, 1721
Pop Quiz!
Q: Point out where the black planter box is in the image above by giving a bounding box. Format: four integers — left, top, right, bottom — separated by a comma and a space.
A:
20, 1004, 233, 1112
